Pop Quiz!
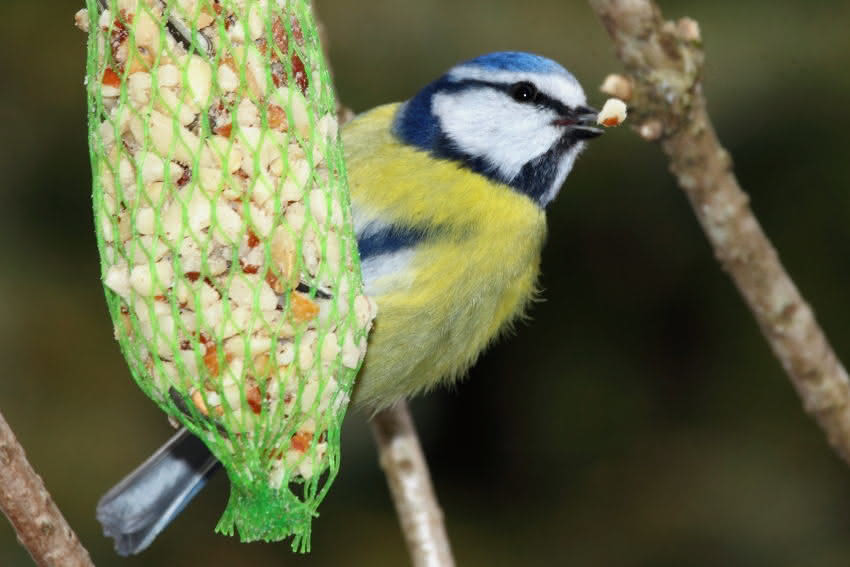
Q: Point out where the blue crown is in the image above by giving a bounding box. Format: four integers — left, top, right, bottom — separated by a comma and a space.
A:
459, 51, 570, 76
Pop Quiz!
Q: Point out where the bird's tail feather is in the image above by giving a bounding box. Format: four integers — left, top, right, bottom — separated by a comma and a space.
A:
96, 427, 220, 555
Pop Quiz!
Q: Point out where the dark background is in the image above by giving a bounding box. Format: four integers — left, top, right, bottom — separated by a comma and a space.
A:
2, 0, 850, 565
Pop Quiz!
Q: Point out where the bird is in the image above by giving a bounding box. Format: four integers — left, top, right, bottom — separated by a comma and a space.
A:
97, 51, 604, 555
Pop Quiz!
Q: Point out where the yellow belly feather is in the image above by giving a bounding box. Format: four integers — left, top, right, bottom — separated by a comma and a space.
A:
343, 104, 547, 408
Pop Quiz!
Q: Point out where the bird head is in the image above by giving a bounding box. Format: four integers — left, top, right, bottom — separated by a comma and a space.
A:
393, 51, 601, 207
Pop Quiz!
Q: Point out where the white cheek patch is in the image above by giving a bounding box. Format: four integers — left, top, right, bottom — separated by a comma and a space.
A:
432, 89, 563, 182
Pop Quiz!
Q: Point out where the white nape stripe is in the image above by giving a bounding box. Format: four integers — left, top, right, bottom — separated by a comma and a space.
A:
448, 66, 587, 109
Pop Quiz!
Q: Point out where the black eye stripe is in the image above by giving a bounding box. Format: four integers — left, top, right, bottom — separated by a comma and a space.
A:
520, 88, 570, 115
445, 78, 573, 116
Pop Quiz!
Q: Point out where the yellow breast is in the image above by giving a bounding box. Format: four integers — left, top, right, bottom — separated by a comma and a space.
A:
343, 104, 547, 409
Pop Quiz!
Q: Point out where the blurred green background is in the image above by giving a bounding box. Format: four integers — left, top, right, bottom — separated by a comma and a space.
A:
2, 0, 850, 565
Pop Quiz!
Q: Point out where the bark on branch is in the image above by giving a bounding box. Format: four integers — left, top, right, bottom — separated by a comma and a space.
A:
588, 0, 850, 462
370, 403, 455, 567
0, 411, 95, 567
316, 6, 454, 563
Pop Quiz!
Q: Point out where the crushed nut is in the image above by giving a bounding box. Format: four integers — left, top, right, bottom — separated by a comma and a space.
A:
597, 98, 628, 127
83, 0, 374, 492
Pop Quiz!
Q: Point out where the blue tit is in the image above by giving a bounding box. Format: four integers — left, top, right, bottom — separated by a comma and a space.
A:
97, 51, 603, 555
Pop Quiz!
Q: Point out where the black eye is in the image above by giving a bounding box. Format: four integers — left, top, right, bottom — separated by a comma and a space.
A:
510, 81, 538, 103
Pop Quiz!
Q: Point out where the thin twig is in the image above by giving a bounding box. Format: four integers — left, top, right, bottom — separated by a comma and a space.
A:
587, 0, 850, 462
0, 411, 95, 567
370, 403, 455, 567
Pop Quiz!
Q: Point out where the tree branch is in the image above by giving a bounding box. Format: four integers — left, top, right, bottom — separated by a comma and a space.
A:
370, 403, 455, 567
312, 3, 454, 562
587, 0, 850, 462
0, 411, 95, 567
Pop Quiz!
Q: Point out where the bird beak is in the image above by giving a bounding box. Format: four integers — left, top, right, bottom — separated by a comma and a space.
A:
552, 106, 603, 139
573, 106, 604, 139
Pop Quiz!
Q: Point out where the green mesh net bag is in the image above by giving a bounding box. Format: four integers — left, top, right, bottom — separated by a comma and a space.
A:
79, 0, 375, 550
